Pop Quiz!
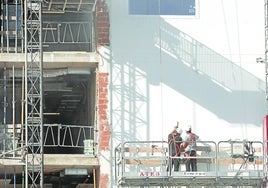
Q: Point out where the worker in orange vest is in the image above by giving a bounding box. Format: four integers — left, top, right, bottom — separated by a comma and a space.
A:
167, 123, 183, 172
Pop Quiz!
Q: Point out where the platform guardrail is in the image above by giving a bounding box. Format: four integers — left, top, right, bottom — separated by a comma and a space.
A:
115, 140, 265, 187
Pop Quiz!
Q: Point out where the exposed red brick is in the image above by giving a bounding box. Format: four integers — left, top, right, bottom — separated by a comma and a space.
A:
98, 119, 108, 125
98, 104, 107, 109
99, 99, 108, 104
99, 38, 110, 46
98, 16, 109, 23
99, 87, 108, 93
99, 93, 107, 98
99, 75, 108, 81
99, 121, 109, 126
99, 73, 108, 76
100, 141, 110, 150
99, 174, 109, 188
99, 114, 107, 120
98, 72, 110, 152
99, 110, 107, 116
100, 135, 110, 142
96, 1, 110, 46
99, 103, 107, 109
98, 27, 109, 31
98, 23, 109, 29
100, 127, 110, 134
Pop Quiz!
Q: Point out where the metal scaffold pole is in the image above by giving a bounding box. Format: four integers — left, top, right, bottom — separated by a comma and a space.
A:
24, 0, 44, 187
264, 1, 268, 186
265, 0, 268, 111
0, 1, 3, 52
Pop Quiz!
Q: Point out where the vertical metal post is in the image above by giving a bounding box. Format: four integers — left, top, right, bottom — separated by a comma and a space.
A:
57, 23, 60, 43
24, 0, 44, 187
12, 65, 15, 157
3, 66, 7, 188
21, 66, 25, 148
264, 1, 268, 186
5, 0, 9, 53
4, 167, 6, 188
3, 66, 7, 155
93, 168, 96, 188
21, 66, 25, 188
15, 0, 18, 53
21, 1, 24, 52
13, 167, 16, 188
0, 1, 3, 52
265, 0, 268, 114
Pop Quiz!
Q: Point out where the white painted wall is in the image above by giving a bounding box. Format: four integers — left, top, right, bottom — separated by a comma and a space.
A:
108, 0, 265, 173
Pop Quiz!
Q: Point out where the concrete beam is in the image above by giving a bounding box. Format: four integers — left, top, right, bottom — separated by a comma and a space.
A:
0, 154, 99, 174
0, 52, 99, 68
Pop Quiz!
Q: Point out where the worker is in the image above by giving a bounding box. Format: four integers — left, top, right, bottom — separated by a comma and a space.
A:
244, 141, 255, 162
182, 125, 199, 172
167, 123, 183, 172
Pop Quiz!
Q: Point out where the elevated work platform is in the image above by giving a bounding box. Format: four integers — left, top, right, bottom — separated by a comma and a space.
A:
115, 140, 266, 187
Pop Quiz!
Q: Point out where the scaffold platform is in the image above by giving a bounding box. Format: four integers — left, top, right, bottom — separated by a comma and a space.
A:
115, 140, 266, 187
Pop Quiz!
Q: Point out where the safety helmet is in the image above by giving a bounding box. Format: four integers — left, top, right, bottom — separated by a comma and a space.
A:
186, 125, 191, 132
178, 128, 183, 134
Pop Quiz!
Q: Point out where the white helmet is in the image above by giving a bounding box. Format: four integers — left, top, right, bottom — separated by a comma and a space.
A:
178, 128, 183, 134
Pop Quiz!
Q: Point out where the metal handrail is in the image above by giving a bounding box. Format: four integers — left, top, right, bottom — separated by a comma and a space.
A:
115, 140, 265, 186
0, 124, 95, 156
43, 124, 94, 147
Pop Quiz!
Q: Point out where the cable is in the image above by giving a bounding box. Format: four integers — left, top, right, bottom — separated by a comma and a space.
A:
222, 0, 247, 139
234, 0, 248, 139
158, 6, 164, 142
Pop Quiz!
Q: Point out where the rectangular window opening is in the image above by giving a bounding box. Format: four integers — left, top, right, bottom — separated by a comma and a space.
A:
129, 0, 196, 16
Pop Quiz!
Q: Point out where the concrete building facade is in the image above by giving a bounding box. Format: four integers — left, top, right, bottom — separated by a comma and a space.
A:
0, 0, 267, 187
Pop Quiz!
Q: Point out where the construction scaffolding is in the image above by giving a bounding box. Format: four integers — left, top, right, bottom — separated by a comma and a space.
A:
0, 0, 96, 53
0, 0, 99, 187
24, 0, 44, 187
0, 0, 23, 53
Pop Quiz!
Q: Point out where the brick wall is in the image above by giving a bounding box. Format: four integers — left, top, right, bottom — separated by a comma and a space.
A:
96, 0, 110, 46
97, 72, 110, 188
96, 1, 110, 187
98, 72, 110, 151
99, 174, 109, 188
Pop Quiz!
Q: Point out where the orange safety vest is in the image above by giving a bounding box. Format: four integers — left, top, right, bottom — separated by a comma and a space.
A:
168, 133, 182, 156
